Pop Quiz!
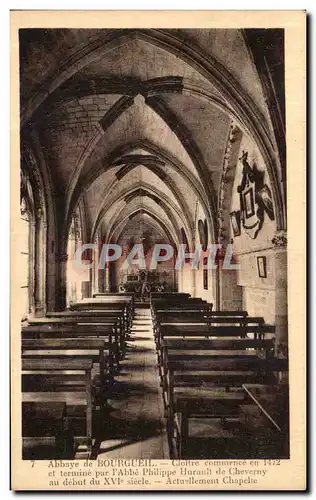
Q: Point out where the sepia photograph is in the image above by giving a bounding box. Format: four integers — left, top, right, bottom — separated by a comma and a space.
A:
10, 10, 306, 491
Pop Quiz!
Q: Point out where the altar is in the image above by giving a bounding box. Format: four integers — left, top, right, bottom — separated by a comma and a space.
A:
118, 270, 166, 301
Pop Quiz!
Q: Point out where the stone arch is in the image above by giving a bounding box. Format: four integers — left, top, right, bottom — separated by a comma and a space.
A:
91, 182, 191, 246
20, 145, 48, 315
22, 28, 285, 232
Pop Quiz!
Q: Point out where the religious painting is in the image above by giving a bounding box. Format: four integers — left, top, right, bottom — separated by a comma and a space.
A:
243, 187, 255, 218
257, 255, 267, 278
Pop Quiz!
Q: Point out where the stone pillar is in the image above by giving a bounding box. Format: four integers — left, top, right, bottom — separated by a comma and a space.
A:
46, 233, 56, 312
104, 264, 110, 292
272, 232, 288, 357
34, 209, 47, 316
217, 244, 243, 311
98, 268, 105, 293
55, 252, 68, 311
91, 245, 99, 297
28, 219, 36, 316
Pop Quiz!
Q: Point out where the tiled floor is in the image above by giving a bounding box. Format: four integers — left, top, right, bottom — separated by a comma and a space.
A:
96, 308, 169, 459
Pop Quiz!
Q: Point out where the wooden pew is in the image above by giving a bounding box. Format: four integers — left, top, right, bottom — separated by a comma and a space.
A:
159, 337, 275, 388
44, 311, 126, 354
26, 314, 126, 358
71, 298, 133, 335
159, 336, 276, 403
46, 310, 125, 332
22, 402, 70, 459
151, 297, 207, 316
152, 308, 213, 338
21, 323, 120, 373
151, 292, 191, 300
22, 358, 94, 457
155, 316, 269, 350
241, 383, 289, 458
22, 338, 109, 406
151, 300, 213, 334
156, 323, 275, 351
93, 292, 135, 308
164, 356, 288, 458
151, 298, 207, 307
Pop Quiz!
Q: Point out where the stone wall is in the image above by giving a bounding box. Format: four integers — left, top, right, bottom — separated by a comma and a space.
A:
228, 133, 287, 349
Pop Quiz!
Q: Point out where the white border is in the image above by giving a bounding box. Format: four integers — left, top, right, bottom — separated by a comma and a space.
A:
2, 3, 312, 499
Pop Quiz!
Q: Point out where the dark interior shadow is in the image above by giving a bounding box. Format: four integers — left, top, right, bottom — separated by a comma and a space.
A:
94, 438, 136, 457
96, 413, 162, 442
105, 380, 158, 399
127, 336, 153, 342
125, 345, 153, 353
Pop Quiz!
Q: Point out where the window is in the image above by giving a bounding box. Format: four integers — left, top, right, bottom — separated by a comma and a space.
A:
20, 194, 31, 320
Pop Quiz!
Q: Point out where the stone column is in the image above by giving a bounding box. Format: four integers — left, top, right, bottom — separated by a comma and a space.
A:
34, 209, 47, 316
272, 232, 288, 357
104, 264, 110, 292
55, 252, 68, 311
98, 269, 105, 293
28, 218, 36, 315
217, 243, 243, 311
91, 245, 99, 297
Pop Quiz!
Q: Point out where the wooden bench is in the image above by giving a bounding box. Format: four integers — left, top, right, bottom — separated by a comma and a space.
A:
164, 356, 288, 458
44, 311, 127, 355
70, 299, 133, 335
152, 308, 213, 339
151, 295, 208, 305
22, 402, 70, 460
26, 313, 126, 356
153, 309, 250, 329
21, 323, 120, 373
240, 383, 289, 458
156, 323, 275, 350
93, 292, 135, 308
22, 358, 94, 457
151, 298, 207, 307
159, 337, 275, 387
160, 336, 276, 405
151, 292, 191, 299
151, 300, 213, 333
22, 338, 109, 406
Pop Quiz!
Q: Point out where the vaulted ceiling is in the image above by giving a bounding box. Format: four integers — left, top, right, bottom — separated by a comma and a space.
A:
20, 28, 284, 253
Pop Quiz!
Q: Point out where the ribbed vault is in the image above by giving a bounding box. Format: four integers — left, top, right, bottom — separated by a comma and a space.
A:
20, 27, 286, 306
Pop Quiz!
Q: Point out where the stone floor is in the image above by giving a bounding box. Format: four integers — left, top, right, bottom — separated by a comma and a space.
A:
95, 308, 169, 459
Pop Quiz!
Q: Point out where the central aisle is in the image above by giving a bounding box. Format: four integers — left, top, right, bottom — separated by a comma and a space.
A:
96, 307, 169, 459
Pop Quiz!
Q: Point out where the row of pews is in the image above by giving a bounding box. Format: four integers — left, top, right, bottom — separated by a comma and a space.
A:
21, 293, 135, 459
151, 292, 289, 459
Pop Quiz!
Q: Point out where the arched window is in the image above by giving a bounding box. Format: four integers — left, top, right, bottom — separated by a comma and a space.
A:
66, 209, 83, 306
20, 148, 47, 318
20, 174, 35, 319
20, 191, 31, 319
